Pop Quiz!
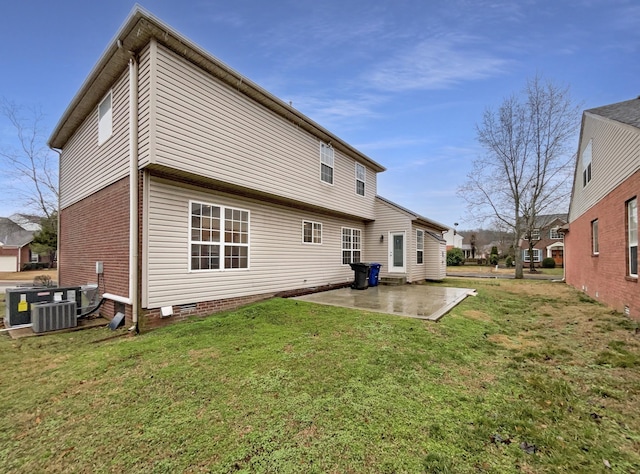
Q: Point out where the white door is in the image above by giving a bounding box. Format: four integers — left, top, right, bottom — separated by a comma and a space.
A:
388, 232, 406, 273
0, 256, 17, 272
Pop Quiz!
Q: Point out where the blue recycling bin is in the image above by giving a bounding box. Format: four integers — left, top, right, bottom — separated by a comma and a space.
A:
368, 263, 382, 287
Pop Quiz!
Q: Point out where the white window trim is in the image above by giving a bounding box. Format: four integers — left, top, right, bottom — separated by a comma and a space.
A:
628, 198, 638, 277
582, 138, 593, 187
523, 249, 542, 263
188, 200, 250, 272
592, 219, 599, 255
355, 163, 365, 196
341, 227, 362, 265
549, 228, 562, 239
320, 143, 334, 185
98, 90, 113, 146
416, 229, 424, 265
302, 220, 323, 245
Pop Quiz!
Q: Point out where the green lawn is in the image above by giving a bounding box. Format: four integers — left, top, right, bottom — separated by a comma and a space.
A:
1, 279, 639, 473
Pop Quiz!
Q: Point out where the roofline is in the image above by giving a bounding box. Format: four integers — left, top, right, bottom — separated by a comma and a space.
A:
47, 5, 386, 173
375, 195, 449, 232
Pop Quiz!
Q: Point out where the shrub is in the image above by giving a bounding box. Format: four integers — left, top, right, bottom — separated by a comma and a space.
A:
446, 248, 465, 266
33, 274, 54, 287
542, 257, 556, 269
489, 254, 499, 265
505, 256, 513, 267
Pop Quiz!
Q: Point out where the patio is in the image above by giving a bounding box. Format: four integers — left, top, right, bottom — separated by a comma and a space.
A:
293, 284, 476, 321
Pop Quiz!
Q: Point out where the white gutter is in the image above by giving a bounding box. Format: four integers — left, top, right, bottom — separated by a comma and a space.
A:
128, 55, 139, 332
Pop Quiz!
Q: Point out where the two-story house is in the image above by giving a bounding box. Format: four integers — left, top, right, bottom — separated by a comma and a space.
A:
48, 7, 447, 330
564, 98, 639, 320
519, 214, 567, 267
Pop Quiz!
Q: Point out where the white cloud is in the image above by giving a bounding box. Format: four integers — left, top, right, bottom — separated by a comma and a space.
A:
367, 34, 510, 91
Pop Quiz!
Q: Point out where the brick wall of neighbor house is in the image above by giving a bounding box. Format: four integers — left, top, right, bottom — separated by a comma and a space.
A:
565, 170, 640, 320
59, 177, 130, 321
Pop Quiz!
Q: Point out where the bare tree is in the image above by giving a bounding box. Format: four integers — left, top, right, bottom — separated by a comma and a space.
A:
0, 99, 58, 218
458, 76, 580, 278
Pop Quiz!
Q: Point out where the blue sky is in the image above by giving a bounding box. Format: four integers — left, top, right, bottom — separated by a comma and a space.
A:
1, 0, 638, 228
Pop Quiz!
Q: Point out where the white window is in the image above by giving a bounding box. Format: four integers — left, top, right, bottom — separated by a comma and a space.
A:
530, 228, 540, 240
30, 251, 39, 263
628, 198, 637, 277
523, 249, 542, 262
549, 228, 562, 239
582, 139, 592, 187
303, 221, 322, 244
98, 91, 113, 145
592, 219, 599, 255
416, 230, 424, 264
355, 163, 365, 196
342, 228, 361, 264
320, 143, 334, 184
189, 201, 249, 271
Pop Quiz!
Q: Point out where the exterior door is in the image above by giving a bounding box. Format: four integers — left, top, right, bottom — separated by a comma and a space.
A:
552, 249, 563, 267
389, 232, 406, 273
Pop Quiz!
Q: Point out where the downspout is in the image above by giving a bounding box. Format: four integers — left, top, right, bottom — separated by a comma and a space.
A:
52, 148, 62, 285
128, 55, 140, 333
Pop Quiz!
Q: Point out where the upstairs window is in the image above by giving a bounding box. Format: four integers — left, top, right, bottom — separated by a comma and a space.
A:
355, 163, 365, 196
303, 220, 322, 244
549, 228, 562, 239
98, 91, 113, 145
416, 230, 424, 264
582, 139, 592, 187
320, 143, 334, 184
592, 219, 599, 255
342, 228, 361, 264
628, 198, 637, 277
526, 228, 540, 240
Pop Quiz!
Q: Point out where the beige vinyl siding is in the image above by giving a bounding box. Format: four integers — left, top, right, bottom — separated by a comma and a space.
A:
570, 113, 640, 221
59, 70, 130, 209
152, 44, 376, 220
424, 232, 446, 280
137, 44, 153, 167
364, 198, 412, 279
144, 177, 364, 308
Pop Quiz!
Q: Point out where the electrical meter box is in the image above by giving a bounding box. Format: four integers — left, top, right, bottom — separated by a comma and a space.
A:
4, 286, 81, 327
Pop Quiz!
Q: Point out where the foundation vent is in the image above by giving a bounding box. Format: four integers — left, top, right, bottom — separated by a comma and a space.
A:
32, 301, 77, 333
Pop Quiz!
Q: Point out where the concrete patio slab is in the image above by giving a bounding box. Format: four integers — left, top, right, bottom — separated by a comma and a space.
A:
293, 284, 476, 321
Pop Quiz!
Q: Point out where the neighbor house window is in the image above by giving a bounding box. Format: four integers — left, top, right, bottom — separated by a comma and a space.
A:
523, 249, 542, 263
416, 230, 424, 264
628, 198, 637, 277
320, 143, 334, 184
303, 221, 322, 244
30, 251, 39, 263
190, 201, 249, 271
355, 163, 365, 196
342, 228, 361, 264
549, 228, 562, 239
582, 139, 592, 187
592, 219, 599, 255
98, 91, 113, 145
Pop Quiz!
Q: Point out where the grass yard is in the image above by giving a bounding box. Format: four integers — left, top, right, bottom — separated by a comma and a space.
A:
1, 279, 639, 473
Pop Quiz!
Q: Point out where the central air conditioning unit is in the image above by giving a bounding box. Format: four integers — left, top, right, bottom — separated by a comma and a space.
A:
31, 301, 77, 333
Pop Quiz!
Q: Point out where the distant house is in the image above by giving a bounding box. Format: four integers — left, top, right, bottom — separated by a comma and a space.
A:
48, 7, 449, 330
519, 214, 567, 267
443, 229, 463, 250
564, 98, 639, 320
0, 214, 43, 272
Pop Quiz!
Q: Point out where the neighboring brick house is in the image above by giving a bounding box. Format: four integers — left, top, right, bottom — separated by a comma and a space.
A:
0, 214, 45, 272
519, 214, 568, 267
48, 7, 448, 331
564, 98, 640, 320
